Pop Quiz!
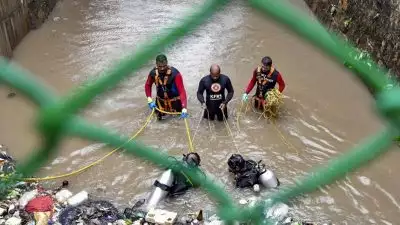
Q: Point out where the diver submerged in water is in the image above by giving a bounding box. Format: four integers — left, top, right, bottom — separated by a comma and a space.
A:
169, 152, 201, 196
227, 154, 280, 190
145, 152, 201, 210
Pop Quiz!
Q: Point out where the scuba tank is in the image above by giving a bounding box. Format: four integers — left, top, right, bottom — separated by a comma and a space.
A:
145, 153, 201, 211
258, 169, 279, 189
146, 169, 175, 211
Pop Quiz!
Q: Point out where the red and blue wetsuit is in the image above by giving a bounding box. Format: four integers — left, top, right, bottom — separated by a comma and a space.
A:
245, 66, 285, 108
145, 66, 187, 115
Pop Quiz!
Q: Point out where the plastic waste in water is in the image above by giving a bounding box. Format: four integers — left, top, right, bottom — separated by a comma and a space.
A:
191, 219, 200, 225
265, 202, 289, 222
67, 190, 88, 206
115, 219, 127, 225
0, 207, 7, 216
18, 189, 38, 208
34, 211, 51, 225
145, 208, 177, 225
5, 217, 22, 225
55, 189, 73, 204
253, 184, 260, 192
239, 199, 248, 205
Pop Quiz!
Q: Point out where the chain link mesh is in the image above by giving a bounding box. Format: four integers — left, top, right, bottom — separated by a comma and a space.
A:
1, 0, 399, 224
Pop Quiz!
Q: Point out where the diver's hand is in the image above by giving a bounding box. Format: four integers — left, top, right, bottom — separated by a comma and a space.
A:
180, 108, 188, 119
147, 97, 156, 110
242, 93, 248, 102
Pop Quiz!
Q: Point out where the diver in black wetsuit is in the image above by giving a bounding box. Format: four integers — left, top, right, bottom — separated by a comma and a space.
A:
197, 64, 234, 121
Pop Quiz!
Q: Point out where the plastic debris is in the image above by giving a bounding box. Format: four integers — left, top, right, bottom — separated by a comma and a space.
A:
0, 151, 335, 225
115, 219, 127, 225
145, 208, 177, 225
25, 195, 54, 213
4, 217, 22, 225
0, 207, 7, 216
67, 190, 88, 206
265, 202, 290, 222
253, 184, 260, 192
55, 189, 73, 204
239, 199, 248, 205
18, 190, 38, 209
33, 211, 52, 225
58, 200, 119, 224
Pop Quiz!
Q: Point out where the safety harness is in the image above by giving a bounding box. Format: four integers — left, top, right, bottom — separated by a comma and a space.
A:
154, 67, 180, 112
255, 66, 275, 109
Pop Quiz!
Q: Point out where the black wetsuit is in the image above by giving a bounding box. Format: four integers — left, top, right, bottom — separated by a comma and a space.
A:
197, 74, 234, 121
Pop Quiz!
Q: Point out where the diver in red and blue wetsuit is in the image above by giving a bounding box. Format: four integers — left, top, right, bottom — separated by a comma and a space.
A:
145, 54, 188, 120
242, 56, 286, 109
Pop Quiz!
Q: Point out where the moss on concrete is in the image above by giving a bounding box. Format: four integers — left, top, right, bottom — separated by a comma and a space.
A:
304, 0, 400, 80
28, 0, 59, 29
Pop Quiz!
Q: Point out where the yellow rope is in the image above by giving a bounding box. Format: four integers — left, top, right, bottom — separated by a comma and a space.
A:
23, 109, 156, 182
222, 109, 240, 153
240, 93, 300, 155
271, 120, 300, 155
263, 88, 283, 119
180, 171, 194, 187
191, 111, 204, 147
154, 107, 195, 153
153, 107, 196, 184
247, 89, 284, 120
235, 101, 244, 132
154, 107, 196, 183
155, 107, 181, 115
184, 118, 195, 153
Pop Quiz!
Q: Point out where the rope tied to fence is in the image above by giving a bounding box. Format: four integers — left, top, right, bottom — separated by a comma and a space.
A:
1, 0, 399, 224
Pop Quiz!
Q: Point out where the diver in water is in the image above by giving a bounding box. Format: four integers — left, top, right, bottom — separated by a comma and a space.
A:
197, 64, 234, 121
144, 54, 189, 120
168, 152, 201, 196
227, 154, 280, 189
242, 56, 286, 110
145, 152, 201, 210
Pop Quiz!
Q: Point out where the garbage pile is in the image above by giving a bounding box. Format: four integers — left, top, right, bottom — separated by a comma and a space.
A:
0, 147, 134, 225
1, 146, 333, 225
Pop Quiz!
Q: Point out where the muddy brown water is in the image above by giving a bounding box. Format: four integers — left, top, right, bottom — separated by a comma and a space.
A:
1, 0, 400, 224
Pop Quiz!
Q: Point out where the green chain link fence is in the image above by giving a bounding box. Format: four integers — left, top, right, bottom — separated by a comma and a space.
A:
1, 0, 399, 224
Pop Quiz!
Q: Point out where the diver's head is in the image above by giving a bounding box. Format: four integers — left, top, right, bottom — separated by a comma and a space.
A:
261, 56, 272, 72
156, 54, 168, 74
183, 152, 201, 167
227, 154, 245, 173
210, 64, 221, 80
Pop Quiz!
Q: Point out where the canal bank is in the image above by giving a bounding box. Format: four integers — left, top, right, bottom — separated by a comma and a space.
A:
304, 0, 400, 79
0, 0, 59, 57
